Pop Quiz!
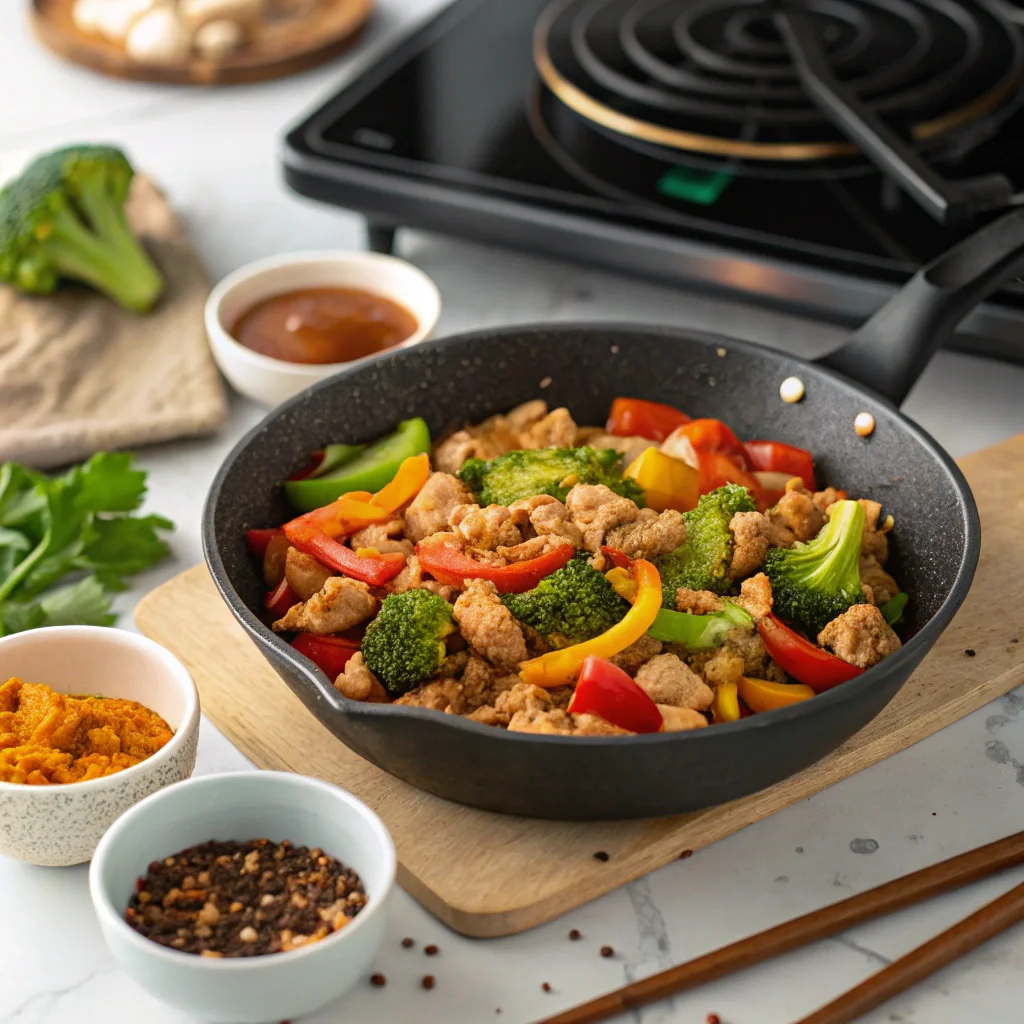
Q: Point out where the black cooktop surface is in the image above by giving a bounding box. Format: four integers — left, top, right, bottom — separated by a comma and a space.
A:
285, 0, 1024, 314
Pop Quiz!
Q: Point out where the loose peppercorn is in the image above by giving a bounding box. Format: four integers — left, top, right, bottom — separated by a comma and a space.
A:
569, 929, 581, 940
422, 975, 436, 990
679, 849, 693, 859
401, 937, 414, 948
600, 945, 614, 958
424, 944, 439, 956
542, 982, 552, 992
706, 1014, 721, 1024
370, 973, 386, 987
965, 648, 976, 657
593, 851, 609, 861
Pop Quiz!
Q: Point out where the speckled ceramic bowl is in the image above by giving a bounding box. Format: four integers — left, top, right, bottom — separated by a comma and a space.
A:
0, 626, 200, 866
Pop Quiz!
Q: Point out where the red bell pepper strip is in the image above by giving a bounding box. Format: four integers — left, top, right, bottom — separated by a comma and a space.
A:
568, 656, 663, 733
290, 632, 361, 679
695, 450, 766, 505
607, 398, 692, 442
265, 578, 300, 620
757, 613, 863, 693
282, 520, 406, 586
744, 440, 817, 491
245, 528, 283, 559
601, 545, 632, 571
671, 419, 750, 468
415, 540, 575, 594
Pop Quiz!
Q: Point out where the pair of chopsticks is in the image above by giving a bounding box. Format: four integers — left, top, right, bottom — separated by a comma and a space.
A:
537, 831, 1024, 1024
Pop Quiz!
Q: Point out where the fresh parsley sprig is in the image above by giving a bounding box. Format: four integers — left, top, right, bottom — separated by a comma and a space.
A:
0, 453, 173, 635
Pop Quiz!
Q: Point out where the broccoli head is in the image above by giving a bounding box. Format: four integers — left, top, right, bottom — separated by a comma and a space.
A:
653, 484, 757, 605
361, 589, 455, 696
0, 145, 164, 312
763, 499, 866, 635
501, 553, 629, 648
458, 446, 645, 507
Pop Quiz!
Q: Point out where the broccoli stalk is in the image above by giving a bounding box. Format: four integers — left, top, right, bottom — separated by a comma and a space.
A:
0, 145, 164, 312
647, 601, 753, 648
763, 499, 866, 635
501, 554, 629, 649
458, 446, 645, 508
653, 484, 757, 605
361, 589, 456, 696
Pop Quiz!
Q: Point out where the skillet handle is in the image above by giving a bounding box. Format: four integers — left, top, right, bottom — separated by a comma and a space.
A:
817, 207, 1024, 405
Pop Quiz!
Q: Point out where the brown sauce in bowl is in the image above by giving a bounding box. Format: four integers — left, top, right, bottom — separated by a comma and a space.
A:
230, 287, 418, 365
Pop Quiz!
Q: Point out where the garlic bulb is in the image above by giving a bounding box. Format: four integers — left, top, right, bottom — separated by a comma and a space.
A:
193, 18, 246, 57
178, 0, 264, 30
124, 6, 192, 62
92, 0, 160, 42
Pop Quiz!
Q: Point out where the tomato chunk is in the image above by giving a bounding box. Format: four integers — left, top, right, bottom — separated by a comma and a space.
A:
744, 440, 816, 491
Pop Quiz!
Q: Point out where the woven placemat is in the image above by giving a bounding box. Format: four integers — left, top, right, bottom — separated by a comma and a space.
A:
0, 174, 227, 468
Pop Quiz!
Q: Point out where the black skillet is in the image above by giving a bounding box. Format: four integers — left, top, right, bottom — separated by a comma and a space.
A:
203, 208, 1024, 820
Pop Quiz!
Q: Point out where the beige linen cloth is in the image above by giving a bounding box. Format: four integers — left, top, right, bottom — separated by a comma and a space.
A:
0, 175, 227, 468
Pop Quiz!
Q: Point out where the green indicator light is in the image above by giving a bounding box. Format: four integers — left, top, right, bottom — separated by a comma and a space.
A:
656, 166, 733, 206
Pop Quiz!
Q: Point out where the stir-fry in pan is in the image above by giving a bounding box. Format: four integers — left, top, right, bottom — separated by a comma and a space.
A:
244, 398, 904, 737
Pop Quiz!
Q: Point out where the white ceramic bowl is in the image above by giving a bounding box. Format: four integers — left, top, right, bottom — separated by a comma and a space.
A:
206, 250, 442, 406
90, 771, 396, 1023
0, 626, 199, 866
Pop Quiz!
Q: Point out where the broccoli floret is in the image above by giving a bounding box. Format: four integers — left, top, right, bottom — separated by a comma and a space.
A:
501, 554, 629, 649
763, 499, 866, 635
653, 484, 757, 605
361, 589, 455, 696
0, 145, 164, 312
458, 446, 645, 508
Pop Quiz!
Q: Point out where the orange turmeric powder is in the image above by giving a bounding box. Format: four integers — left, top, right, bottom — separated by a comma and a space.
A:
0, 677, 173, 785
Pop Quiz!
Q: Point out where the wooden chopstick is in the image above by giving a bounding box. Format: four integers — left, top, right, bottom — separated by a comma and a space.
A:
794, 877, 1024, 1024
535, 831, 1024, 1024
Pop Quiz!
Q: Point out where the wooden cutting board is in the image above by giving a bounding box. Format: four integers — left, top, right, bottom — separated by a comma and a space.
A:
135, 433, 1024, 938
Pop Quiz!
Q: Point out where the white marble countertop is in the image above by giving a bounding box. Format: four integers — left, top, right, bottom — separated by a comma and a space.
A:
4, 4, 1024, 1023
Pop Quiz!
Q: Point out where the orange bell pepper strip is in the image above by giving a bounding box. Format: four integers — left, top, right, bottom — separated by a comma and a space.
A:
736, 676, 815, 714
371, 453, 430, 513
519, 559, 663, 688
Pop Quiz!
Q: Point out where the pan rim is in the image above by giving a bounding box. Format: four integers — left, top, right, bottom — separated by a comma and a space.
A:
202, 321, 981, 748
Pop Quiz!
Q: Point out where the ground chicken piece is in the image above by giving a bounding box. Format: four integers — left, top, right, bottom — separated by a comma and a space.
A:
675, 588, 724, 614
767, 480, 825, 547
521, 622, 553, 657
860, 555, 899, 606
658, 705, 709, 732
494, 681, 557, 719
521, 407, 577, 449
572, 713, 633, 736
433, 402, 548, 474
388, 555, 460, 602
565, 483, 642, 552
348, 518, 414, 557
606, 508, 686, 560
404, 473, 475, 543
508, 707, 576, 735
813, 487, 847, 514
635, 654, 714, 710
284, 547, 335, 601
453, 578, 528, 670
495, 535, 574, 562
433, 430, 498, 474
509, 495, 584, 548
468, 705, 504, 727
610, 634, 663, 675
729, 511, 771, 578
724, 629, 786, 682
701, 648, 746, 688
506, 399, 549, 432
859, 499, 890, 564
818, 604, 902, 668
439, 649, 471, 678
396, 654, 516, 716
735, 573, 773, 621
449, 503, 522, 550
396, 678, 469, 714
272, 577, 376, 635
334, 652, 389, 703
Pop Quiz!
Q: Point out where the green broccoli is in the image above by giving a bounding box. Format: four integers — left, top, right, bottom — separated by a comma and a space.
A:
501, 554, 629, 648
763, 499, 866, 635
361, 589, 455, 696
458, 446, 645, 508
0, 145, 164, 312
653, 484, 757, 605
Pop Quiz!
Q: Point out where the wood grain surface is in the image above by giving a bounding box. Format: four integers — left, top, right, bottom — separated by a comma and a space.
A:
30, 0, 373, 86
135, 433, 1024, 938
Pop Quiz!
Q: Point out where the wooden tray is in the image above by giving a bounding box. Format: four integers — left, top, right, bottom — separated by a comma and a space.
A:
136, 432, 1024, 938
30, 0, 373, 86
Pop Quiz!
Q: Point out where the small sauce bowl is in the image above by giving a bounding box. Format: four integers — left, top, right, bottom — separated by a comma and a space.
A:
206, 251, 442, 406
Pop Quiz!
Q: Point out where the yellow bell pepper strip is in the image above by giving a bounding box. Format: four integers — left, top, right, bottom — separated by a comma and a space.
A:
371, 453, 430, 513
711, 680, 741, 723
519, 559, 663, 688
624, 446, 701, 513
604, 566, 637, 603
736, 675, 815, 714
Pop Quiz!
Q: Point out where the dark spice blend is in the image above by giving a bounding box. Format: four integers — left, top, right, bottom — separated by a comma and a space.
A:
125, 838, 367, 957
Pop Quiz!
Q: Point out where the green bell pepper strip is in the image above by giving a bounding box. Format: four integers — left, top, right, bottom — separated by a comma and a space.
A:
284, 418, 431, 513
646, 601, 752, 648
880, 591, 908, 626
288, 443, 367, 482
